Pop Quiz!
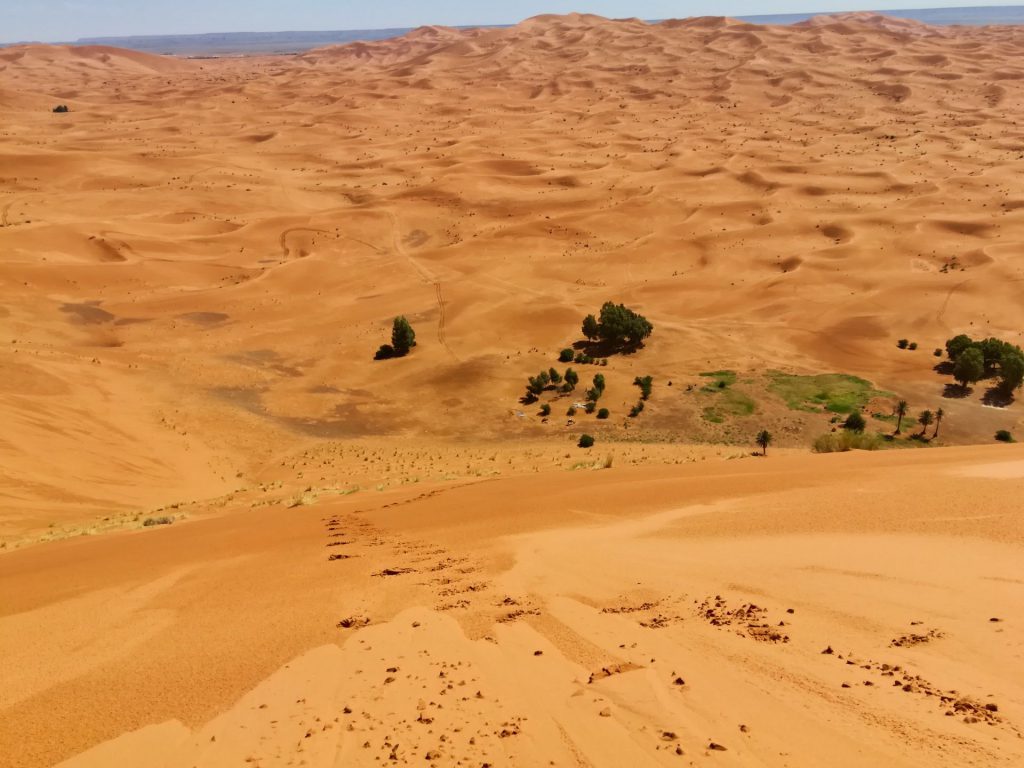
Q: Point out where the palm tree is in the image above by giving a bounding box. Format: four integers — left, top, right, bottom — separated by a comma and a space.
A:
918, 410, 934, 437
894, 400, 908, 434
756, 429, 772, 456
933, 408, 944, 440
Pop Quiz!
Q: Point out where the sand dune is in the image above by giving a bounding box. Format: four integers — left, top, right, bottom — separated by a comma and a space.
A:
1, 12, 1024, 767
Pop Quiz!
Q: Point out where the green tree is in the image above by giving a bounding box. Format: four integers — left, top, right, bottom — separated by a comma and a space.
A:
391, 316, 417, 356
527, 370, 551, 396
548, 368, 563, 386
918, 410, 934, 437
998, 350, 1024, 393
594, 302, 653, 348
945, 334, 974, 361
597, 408, 610, 419
564, 368, 579, 391
756, 429, 772, 456
953, 347, 985, 391
582, 314, 600, 341
540, 403, 551, 417
894, 400, 908, 435
559, 348, 574, 363
593, 374, 606, 393
842, 411, 866, 433
579, 434, 595, 448
933, 407, 944, 440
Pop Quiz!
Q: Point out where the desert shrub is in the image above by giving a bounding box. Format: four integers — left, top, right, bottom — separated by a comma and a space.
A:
540, 404, 551, 417
634, 375, 653, 400
567, 406, 577, 417
593, 373, 606, 393
934, 348, 943, 357
578, 434, 595, 448
842, 411, 866, 432
374, 344, 396, 360
391, 316, 416, 356
629, 401, 645, 417
143, 516, 174, 527
548, 368, 563, 385
897, 339, 909, 349
909, 342, 918, 351
812, 431, 883, 453
597, 408, 610, 419
585, 401, 596, 414
52, 105, 69, 113
995, 430, 1016, 443
559, 348, 574, 363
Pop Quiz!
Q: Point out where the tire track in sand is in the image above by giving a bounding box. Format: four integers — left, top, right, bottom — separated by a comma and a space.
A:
388, 211, 458, 361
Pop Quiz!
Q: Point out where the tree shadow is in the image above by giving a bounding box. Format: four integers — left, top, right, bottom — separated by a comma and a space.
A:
942, 383, 971, 399
572, 338, 644, 357
933, 361, 955, 376
982, 386, 1015, 408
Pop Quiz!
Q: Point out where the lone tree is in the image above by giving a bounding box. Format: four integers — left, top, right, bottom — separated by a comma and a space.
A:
392, 316, 417, 355
894, 400, 908, 434
933, 407, 945, 439
756, 429, 772, 456
953, 347, 985, 391
563, 368, 579, 392
918, 410, 934, 437
843, 411, 866, 433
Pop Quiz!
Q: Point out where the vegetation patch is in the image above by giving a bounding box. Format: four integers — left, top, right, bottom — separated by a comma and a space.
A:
767, 371, 891, 414
699, 370, 737, 390
812, 431, 885, 453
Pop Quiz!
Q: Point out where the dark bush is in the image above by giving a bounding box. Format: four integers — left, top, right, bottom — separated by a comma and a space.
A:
567, 406, 577, 417
842, 411, 866, 433
629, 401, 645, 417
597, 408, 610, 419
391, 316, 416, 356
564, 368, 579, 391
897, 339, 909, 350
585, 401, 596, 414
634, 375, 653, 400
374, 344, 396, 360
578, 434, 595, 448
908, 342, 918, 351
934, 348, 943, 357
53, 105, 70, 113
540, 404, 551, 417
995, 429, 1016, 443
559, 348, 574, 363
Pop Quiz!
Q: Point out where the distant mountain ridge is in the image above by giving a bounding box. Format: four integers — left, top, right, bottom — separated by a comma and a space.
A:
4, 5, 1024, 55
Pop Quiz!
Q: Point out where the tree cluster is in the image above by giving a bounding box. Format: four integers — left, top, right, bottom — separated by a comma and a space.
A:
524, 366, 579, 403
581, 302, 653, 351
945, 334, 1024, 393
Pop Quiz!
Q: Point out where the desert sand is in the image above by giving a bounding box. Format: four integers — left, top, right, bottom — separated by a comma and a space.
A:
1, 12, 1023, 767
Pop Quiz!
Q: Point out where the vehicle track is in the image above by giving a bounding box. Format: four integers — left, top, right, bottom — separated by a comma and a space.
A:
388, 211, 458, 361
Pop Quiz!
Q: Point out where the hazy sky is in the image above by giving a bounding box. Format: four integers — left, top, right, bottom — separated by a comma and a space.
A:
3, 1, 1020, 42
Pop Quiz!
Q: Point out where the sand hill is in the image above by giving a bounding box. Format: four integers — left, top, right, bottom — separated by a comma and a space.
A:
0, 13, 1023, 768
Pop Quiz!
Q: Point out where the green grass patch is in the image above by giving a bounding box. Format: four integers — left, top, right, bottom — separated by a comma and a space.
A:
699, 370, 737, 391
702, 406, 725, 424
812, 431, 885, 453
767, 371, 891, 415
